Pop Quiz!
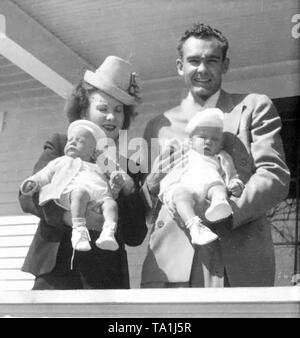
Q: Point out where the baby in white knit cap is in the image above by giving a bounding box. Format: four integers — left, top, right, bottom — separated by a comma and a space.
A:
20, 120, 134, 255
159, 108, 244, 246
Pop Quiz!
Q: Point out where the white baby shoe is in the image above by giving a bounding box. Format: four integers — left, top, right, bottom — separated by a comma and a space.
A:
190, 224, 218, 245
71, 226, 91, 251
96, 227, 119, 251
205, 199, 232, 222
186, 216, 218, 246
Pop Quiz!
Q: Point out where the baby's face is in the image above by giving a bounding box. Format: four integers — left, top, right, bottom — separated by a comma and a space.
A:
64, 127, 96, 161
191, 126, 223, 156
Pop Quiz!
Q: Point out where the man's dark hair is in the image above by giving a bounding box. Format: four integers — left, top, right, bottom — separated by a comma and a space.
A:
177, 23, 229, 60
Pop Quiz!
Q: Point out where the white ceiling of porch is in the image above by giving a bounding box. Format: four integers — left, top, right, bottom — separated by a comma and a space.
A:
0, 0, 299, 102
8, 0, 300, 80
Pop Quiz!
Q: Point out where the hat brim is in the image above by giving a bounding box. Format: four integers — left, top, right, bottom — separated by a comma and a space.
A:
84, 70, 137, 106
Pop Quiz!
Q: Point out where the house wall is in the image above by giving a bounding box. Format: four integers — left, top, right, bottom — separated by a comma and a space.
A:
0, 69, 67, 215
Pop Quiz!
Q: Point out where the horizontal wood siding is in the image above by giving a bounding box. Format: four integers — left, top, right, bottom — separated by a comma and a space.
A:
0, 82, 67, 216
0, 216, 37, 290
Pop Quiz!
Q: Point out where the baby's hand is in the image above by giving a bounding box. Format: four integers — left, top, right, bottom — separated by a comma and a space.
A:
109, 171, 135, 199
228, 180, 244, 197
121, 173, 135, 196
21, 180, 39, 196
110, 171, 125, 199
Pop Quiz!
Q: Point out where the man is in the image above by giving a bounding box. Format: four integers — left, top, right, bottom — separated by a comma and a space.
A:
140, 23, 290, 288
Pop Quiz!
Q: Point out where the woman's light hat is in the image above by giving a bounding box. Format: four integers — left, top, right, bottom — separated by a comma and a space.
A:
185, 108, 224, 135
84, 56, 139, 106
68, 120, 106, 145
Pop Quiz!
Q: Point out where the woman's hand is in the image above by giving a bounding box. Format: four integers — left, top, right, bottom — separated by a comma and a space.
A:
120, 173, 135, 196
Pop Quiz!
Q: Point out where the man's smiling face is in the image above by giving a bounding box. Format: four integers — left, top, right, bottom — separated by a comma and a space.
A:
177, 36, 229, 103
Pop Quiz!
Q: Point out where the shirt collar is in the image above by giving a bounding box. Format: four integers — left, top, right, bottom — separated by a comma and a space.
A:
181, 90, 221, 115
203, 89, 221, 109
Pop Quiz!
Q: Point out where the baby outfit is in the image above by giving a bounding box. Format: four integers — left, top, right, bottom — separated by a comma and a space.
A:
21, 155, 113, 212
159, 146, 242, 216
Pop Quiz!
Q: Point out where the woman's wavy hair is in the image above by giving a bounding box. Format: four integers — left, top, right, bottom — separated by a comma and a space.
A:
64, 80, 138, 130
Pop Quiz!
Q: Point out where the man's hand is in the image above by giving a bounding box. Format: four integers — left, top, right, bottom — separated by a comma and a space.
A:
228, 180, 244, 197
21, 180, 39, 196
145, 139, 187, 195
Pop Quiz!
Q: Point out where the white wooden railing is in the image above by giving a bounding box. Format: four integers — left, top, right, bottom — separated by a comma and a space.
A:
0, 287, 299, 318
0, 215, 299, 317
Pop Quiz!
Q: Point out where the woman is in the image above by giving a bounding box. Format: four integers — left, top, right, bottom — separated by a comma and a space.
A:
19, 56, 147, 289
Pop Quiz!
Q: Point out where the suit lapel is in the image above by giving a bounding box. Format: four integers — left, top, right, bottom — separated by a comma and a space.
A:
217, 90, 243, 135
217, 90, 244, 151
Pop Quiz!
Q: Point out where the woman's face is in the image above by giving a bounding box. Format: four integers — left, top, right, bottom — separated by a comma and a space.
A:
86, 90, 125, 140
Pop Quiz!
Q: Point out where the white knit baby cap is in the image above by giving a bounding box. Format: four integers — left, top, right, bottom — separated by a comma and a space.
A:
68, 120, 106, 145
185, 108, 224, 135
